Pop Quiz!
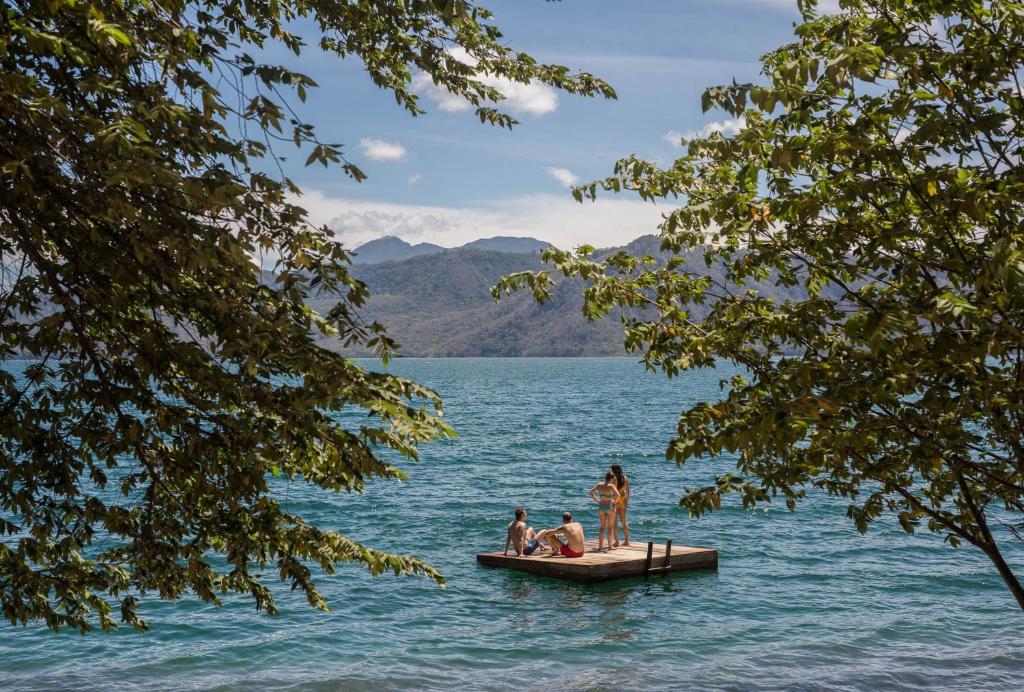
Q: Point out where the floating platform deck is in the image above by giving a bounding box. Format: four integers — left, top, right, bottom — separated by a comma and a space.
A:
476, 539, 717, 583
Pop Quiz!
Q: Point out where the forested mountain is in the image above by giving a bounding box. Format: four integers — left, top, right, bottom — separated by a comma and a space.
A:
330, 247, 622, 356
311, 236, 806, 357
350, 236, 444, 264
350, 235, 551, 265
460, 236, 552, 254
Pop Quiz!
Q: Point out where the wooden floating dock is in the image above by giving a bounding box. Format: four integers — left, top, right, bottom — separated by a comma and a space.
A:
476, 539, 717, 583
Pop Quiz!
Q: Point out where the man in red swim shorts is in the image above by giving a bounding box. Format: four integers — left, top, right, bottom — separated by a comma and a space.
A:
536, 512, 586, 558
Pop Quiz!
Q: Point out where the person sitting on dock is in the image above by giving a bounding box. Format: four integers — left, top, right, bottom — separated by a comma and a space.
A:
504, 507, 542, 557
536, 512, 586, 558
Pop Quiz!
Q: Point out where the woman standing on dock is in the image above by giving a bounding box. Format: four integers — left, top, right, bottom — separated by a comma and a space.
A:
610, 464, 630, 547
589, 471, 621, 552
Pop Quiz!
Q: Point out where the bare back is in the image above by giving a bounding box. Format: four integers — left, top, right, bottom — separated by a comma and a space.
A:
506, 520, 528, 555
561, 521, 585, 552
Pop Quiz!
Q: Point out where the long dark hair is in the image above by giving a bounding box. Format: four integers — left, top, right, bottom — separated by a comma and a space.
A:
609, 464, 627, 490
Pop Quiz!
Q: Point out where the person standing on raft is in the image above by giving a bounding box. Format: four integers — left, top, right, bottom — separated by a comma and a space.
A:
589, 472, 621, 552
610, 464, 631, 547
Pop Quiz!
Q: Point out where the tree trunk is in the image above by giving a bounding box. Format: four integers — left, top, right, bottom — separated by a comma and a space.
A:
980, 541, 1024, 612
952, 472, 1024, 611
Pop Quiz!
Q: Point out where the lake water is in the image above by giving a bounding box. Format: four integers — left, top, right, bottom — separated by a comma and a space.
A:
2, 358, 1023, 690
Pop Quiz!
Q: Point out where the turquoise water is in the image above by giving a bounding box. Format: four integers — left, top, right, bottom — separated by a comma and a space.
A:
2, 357, 1023, 690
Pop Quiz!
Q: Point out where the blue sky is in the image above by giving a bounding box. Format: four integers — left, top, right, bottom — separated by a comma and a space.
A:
275, 0, 813, 249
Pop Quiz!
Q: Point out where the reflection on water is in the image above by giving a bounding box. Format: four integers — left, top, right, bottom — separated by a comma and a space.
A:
502, 575, 539, 603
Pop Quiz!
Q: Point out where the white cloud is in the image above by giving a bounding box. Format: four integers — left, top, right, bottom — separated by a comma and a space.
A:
495, 80, 558, 116
412, 74, 474, 113
407, 173, 422, 186
547, 167, 579, 188
359, 138, 408, 162
293, 189, 666, 251
412, 48, 559, 117
662, 130, 685, 147
663, 117, 747, 147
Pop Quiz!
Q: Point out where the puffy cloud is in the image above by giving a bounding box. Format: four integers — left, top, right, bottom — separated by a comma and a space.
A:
412, 48, 559, 116
407, 173, 422, 186
411, 73, 474, 113
495, 80, 559, 116
547, 167, 579, 187
359, 138, 408, 162
661, 130, 685, 146
293, 189, 666, 251
663, 117, 746, 146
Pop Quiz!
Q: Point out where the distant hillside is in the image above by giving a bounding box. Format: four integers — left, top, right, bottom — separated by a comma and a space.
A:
308, 234, 806, 357
326, 248, 625, 356
461, 236, 552, 254
351, 236, 444, 264
351, 234, 550, 265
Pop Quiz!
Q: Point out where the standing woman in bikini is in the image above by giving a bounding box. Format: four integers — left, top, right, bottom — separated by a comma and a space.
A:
610, 464, 631, 547
589, 471, 621, 552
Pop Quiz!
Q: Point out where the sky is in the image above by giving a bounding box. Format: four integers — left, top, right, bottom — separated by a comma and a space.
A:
271, 0, 818, 250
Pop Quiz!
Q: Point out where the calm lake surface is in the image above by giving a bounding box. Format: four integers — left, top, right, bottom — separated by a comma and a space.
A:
2, 357, 1023, 690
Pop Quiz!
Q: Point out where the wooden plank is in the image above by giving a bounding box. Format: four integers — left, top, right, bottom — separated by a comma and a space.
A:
476, 539, 717, 583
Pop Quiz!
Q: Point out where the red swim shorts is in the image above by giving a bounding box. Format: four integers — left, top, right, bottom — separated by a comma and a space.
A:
560, 543, 584, 558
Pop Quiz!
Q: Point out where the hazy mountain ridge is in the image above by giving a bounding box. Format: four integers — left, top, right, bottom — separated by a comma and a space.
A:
460, 236, 552, 254
225, 234, 816, 357
312, 247, 623, 356
351, 235, 551, 265
264, 234, 815, 357
350, 236, 444, 264
313, 235, 773, 357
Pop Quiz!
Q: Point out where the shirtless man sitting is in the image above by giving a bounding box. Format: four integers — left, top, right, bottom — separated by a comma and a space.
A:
504, 507, 542, 556
536, 512, 586, 558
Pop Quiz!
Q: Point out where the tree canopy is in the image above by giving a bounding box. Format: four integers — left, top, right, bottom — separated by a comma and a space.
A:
0, 0, 613, 631
497, 0, 1024, 610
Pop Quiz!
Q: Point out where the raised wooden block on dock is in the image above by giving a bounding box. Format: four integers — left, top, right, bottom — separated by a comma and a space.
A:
476, 539, 717, 583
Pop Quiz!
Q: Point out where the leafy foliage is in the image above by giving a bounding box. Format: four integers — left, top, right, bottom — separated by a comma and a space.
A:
0, 0, 613, 631
497, 0, 1024, 609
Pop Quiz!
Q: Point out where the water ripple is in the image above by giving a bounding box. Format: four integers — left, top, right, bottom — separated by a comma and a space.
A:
2, 358, 1023, 689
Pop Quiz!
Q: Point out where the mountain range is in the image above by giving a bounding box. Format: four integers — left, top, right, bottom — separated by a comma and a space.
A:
326, 246, 622, 357
351, 235, 552, 264
310, 234, 800, 358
